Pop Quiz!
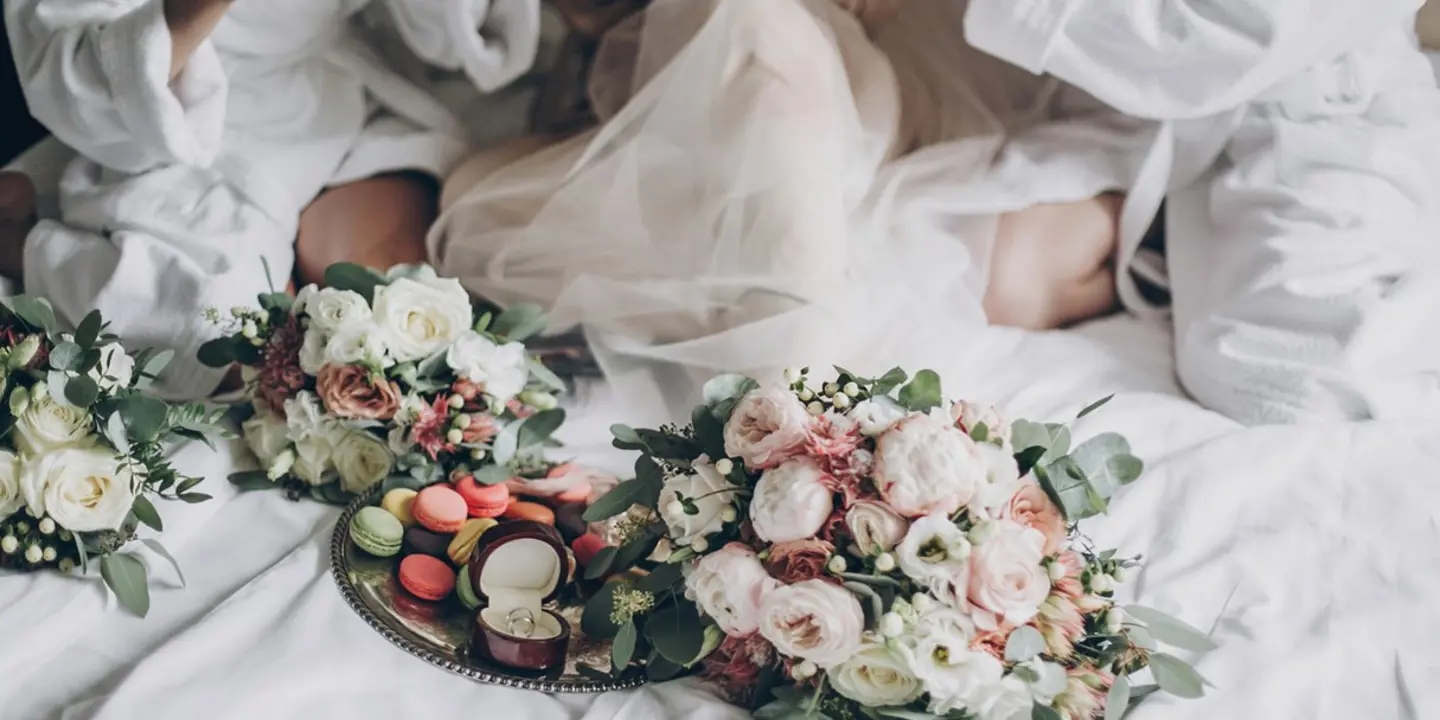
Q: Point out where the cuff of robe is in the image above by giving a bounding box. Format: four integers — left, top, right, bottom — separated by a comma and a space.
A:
454, 0, 542, 92
963, 0, 1075, 75
96, 0, 228, 169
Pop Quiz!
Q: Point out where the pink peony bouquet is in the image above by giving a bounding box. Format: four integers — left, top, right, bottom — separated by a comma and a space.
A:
199, 263, 580, 504
582, 367, 1214, 719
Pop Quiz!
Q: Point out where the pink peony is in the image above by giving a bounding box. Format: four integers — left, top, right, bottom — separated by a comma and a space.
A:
967, 520, 1050, 629
1004, 481, 1068, 556
873, 413, 985, 518
723, 386, 810, 470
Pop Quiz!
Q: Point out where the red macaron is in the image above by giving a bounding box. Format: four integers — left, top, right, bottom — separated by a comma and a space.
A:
454, 475, 511, 519
398, 554, 456, 601
413, 485, 468, 534
571, 533, 608, 568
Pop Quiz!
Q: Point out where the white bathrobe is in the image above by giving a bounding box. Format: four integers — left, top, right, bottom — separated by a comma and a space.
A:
967, 0, 1440, 425
4, 0, 541, 398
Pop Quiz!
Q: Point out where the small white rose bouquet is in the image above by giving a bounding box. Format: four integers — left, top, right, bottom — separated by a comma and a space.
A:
0, 296, 226, 617
199, 263, 580, 504
581, 367, 1215, 719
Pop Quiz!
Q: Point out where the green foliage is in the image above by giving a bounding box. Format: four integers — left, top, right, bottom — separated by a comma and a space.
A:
323, 262, 389, 303
100, 553, 150, 618
896, 370, 942, 412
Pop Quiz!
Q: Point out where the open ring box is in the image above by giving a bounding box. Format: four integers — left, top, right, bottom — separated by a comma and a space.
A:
467, 520, 573, 672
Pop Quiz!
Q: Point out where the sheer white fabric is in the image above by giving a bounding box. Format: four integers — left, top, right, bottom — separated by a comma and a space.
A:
430, 0, 1054, 424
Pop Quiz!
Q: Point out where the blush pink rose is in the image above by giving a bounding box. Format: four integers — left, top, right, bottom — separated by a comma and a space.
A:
1003, 482, 1067, 556
723, 386, 810, 469
967, 520, 1050, 629
316, 364, 402, 420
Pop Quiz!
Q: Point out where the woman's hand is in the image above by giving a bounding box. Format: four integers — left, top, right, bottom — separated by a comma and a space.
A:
163, 0, 235, 80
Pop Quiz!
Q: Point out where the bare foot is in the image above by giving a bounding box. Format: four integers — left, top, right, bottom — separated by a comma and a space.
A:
0, 172, 38, 283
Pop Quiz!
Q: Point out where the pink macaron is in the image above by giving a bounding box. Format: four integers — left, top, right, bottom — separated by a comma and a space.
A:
398, 555, 455, 601
412, 485, 468, 534
454, 475, 511, 518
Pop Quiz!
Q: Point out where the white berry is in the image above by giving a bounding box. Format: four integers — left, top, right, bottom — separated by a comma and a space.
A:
827, 555, 848, 574
714, 459, 734, 475
874, 552, 896, 572
880, 613, 904, 637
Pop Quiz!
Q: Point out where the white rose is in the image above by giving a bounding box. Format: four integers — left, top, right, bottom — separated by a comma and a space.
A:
293, 284, 319, 314
284, 391, 331, 442
904, 625, 1005, 716
874, 413, 984, 517
848, 397, 907, 437
749, 458, 834, 544
333, 431, 394, 494
722, 386, 810, 469
971, 443, 1023, 519
445, 332, 530, 406
684, 542, 778, 636
242, 411, 291, 466
896, 513, 972, 608
14, 391, 95, 457
298, 328, 328, 375
830, 638, 924, 707
371, 277, 474, 363
657, 458, 737, 545
967, 520, 1050, 629
292, 432, 338, 486
324, 323, 390, 367
951, 401, 1011, 446
305, 288, 372, 333
976, 675, 1035, 720
757, 579, 864, 667
0, 450, 22, 518
89, 344, 135, 390
846, 500, 908, 555
21, 447, 135, 532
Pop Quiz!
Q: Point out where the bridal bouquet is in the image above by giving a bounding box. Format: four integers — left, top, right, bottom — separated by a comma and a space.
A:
0, 297, 226, 617
199, 263, 571, 503
582, 367, 1214, 719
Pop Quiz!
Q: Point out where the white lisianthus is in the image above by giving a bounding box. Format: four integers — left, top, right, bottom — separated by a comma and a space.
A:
757, 579, 864, 667
21, 447, 135, 532
333, 431, 394, 494
371, 277, 473, 363
976, 675, 1037, 720
446, 332, 530, 406
242, 411, 291, 467
284, 391, 331, 442
292, 432, 339, 486
971, 442, 1024, 519
298, 328, 328, 375
749, 458, 834, 543
324, 324, 390, 367
847, 397, 907, 437
896, 513, 972, 607
89, 344, 135, 390
874, 413, 985, 517
304, 288, 372, 333
684, 542, 777, 636
293, 284, 319, 314
0, 450, 22, 518
829, 638, 924, 707
903, 626, 1005, 716
657, 457, 737, 545
14, 392, 95, 457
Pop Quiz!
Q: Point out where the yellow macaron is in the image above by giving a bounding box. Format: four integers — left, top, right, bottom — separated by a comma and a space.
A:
447, 517, 498, 565
381, 488, 419, 528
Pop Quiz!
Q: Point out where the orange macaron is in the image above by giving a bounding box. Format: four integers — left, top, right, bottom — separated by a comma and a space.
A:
398, 554, 456, 601
503, 500, 556, 525
454, 475, 511, 518
413, 485, 468, 533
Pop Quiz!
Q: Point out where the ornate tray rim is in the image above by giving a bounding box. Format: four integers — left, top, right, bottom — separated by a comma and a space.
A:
328, 491, 646, 694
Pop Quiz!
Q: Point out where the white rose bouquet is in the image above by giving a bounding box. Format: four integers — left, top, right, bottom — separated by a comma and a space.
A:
581, 367, 1215, 719
0, 296, 226, 617
199, 262, 588, 505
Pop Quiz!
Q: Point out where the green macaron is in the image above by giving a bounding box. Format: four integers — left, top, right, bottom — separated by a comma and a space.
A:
456, 564, 481, 610
351, 506, 404, 557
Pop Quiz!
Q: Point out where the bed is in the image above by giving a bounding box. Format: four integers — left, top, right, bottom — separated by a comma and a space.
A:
2, 12, 1439, 720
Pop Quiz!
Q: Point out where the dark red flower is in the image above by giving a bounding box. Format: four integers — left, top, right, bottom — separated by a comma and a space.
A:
257, 318, 305, 413
701, 634, 777, 706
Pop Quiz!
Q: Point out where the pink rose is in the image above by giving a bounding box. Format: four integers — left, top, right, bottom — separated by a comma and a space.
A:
845, 500, 908, 555
316, 364, 402, 420
874, 414, 984, 517
749, 458, 835, 543
1003, 481, 1067, 556
968, 520, 1050, 629
723, 386, 810, 469
686, 543, 778, 636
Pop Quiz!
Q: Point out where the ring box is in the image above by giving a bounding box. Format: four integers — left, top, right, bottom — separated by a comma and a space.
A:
467, 521, 572, 671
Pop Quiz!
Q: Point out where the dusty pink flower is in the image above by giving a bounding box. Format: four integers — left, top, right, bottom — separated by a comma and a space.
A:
1051, 551, 1086, 599
1056, 669, 1111, 720
702, 635, 777, 706
766, 539, 835, 585
805, 413, 862, 461
506, 398, 535, 419
1035, 594, 1085, 659
1004, 481, 1068, 556
412, 395, 454, 459
316, 364, 401, 420
258, 318, 305, 413
971, 627, 1012, 662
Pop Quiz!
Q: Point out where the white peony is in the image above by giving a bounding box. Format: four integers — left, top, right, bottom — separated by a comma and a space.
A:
445, 332, 529, 406
90, 343, 135, 390
874, 413, 985, 517
684, 542, 777, 636
722, 386, 810, 469
333, 430, 394, 494
242, 411, 291, 466
830, 638, 924, 707
971, 442, 1024, 519
14, 391, 95, 457
304, 288, 372, 333
284, 391, 332, 442
298, 328, 328, 375
371, 277, 473, 363
757, 579, 864, 667
0, 450, 22, 518
904, 625, 1005, 716
975, 675, 1036, 720
292, 432, 338, 486
324, 323, 390, 367
967, 520, 1050, 629
846, 500, 908, 555
21, 447, 135, 532
847, 397, 907, 437
657, 458, 737, 545
896, 513, 972, 607
749, 458, 834, 544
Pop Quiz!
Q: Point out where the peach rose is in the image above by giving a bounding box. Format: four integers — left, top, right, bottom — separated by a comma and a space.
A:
316, 364, 402, 420
1003, 482, 1067, 556
766, 539, 835, 584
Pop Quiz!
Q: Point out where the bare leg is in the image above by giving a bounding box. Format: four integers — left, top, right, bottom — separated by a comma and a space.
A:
0, 172, 38, 283
294, 171, 439, 287
983, 193, 1123, 330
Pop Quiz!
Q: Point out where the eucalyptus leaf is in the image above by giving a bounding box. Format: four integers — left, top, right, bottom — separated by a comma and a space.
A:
474, 311, 493, 333
691, 405, 726, 460
491, 420, 521, 466
229, 470, 274, 491
870, 367, 908, 396
1068, 432, 1137, 501
701, 374, 759, 420
517, 409, 566, 449
634, 429, 700, 461
1123, 606, 1218, 652
471, 464, 512, 486
610, 424, 642, 445
490, 303, 548, 342
1148, 653, 1208, 699
1032, 703, 1063, 720
257, 292, 293, 313
139, 348, 174, 380
179, 492, 212, 504
842, 581, 885, 629
1108, 455, 1144, 485
837, 572, 904, 590
7, 295, 56, 331
527, 357, 567, 392
970, 421, 990, 443
139, 538, 186, 588
1010, 419, 1052, 453
645, 651, 684, 681
612, 533, 657, 573
105, 412, 131, 455
130, 496, 163, 532
64, 373, 99, 407
100, 553, 150, 617
196, 337, 238, 368
1125, 625, 1158, 652
580, 580, 624, 639
612, 621, 638, 672
645, 600, 704, 665
636, 562, 684, 593
74, 311, 101, 348
1004, 625, 1046, 663
50, 341, 82, 371
1040, 424, 1072, 464
1077, 394, 1115, 419
119, 395, 170, 443
584, 547, 620, 580
583, 478, 649, 523
1104, 675, 1131, 720
896, 369, 942, 412
323, 263, 388, 303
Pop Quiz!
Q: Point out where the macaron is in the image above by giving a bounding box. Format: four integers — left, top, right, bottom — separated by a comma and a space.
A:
456, 565, 481, 610
455, 476, 510, 519
571, 533, 608, 567
503, 500, 555, 526
398, 554, 456, 601
380, 488, 419, 527
350, 506, 404, 557
413, 485, 468, 533
404, 527, 453, 560
447, 517, 498, 565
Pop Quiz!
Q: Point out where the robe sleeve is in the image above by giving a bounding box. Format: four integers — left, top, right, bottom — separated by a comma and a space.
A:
3, 0, 227, 173
382, 0, 541, 93
963, 0, 1418, 120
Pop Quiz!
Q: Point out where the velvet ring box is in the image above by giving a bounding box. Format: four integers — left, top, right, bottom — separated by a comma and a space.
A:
467, 521, 572, 672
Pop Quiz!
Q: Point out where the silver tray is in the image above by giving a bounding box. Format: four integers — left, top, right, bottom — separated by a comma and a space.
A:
329, 492, 647, 693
